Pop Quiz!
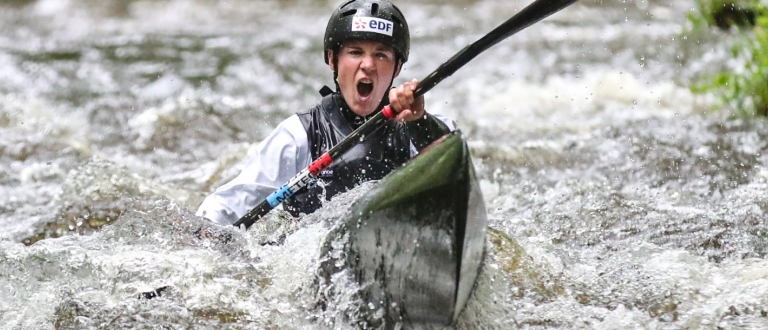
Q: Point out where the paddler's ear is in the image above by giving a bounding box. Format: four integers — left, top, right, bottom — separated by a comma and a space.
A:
327, 50, 335, 71
393, 60, 402, 78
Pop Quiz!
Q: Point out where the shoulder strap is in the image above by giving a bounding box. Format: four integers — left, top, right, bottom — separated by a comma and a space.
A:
296, 94, 345, 160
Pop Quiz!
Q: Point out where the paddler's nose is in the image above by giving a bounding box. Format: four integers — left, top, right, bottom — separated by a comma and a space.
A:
360, 54, 375, 72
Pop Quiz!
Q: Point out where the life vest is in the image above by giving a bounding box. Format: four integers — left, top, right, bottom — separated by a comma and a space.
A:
283, 92, 449, 216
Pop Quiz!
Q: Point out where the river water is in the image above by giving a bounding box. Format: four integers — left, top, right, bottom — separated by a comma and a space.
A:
2, 0, 768, 329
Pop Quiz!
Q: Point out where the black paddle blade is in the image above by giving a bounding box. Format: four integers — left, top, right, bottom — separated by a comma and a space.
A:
138, 286, 170, 300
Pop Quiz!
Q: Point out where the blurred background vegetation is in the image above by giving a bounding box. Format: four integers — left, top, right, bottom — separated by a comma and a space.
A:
688, 0, 768, 118
2, 0, 765, 118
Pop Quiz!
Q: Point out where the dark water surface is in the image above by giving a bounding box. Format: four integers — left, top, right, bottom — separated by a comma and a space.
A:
2, 0, 768, 329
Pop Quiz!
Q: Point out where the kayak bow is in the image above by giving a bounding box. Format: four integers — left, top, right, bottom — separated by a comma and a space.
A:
318, 132, 487, 327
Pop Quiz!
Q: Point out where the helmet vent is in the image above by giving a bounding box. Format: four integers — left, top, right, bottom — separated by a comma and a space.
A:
340, 0, 355, 9
324, 0, 410, 64
371, 3, 379, 16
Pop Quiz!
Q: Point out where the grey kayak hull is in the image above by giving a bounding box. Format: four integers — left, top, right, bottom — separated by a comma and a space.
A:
318, 132, 487, 327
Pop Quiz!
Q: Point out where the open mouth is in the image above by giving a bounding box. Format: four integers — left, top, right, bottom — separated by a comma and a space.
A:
357, 80, 373, 98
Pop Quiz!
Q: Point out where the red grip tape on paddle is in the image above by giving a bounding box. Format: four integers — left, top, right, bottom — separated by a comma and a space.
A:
382, 105, 396, 120
308, 153, 333, 176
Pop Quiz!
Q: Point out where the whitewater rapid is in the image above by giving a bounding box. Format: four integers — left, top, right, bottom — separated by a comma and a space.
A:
2, 0, 768, 329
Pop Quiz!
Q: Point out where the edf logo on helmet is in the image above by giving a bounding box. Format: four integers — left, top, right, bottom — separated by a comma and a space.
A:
351, 17, 394, 36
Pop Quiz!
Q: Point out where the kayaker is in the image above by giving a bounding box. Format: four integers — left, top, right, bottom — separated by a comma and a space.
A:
196, 0, 455, 225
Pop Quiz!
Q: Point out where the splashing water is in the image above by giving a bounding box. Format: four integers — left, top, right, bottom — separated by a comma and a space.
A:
2, 0, 767, 329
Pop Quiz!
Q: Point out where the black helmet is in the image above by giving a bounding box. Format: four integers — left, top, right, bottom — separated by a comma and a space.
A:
323, 0, 410, 64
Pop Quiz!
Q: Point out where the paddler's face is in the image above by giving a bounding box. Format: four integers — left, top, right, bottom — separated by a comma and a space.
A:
330, 40, 400, 117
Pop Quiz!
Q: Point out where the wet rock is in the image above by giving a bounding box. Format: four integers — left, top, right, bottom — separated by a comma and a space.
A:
23, 157, 204, 245
486, 227, 566, 301
54, 299, 99, 330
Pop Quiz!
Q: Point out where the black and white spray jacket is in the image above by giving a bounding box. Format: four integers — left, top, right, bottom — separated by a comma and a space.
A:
196, 92, 455, 225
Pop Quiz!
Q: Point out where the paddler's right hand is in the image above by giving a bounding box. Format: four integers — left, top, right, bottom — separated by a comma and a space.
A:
388, 78, 425, 122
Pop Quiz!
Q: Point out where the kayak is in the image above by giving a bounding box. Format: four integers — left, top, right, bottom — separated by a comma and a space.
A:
317, 131, 487, 327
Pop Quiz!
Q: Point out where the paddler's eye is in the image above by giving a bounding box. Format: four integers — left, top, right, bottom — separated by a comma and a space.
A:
375, 51, 394, 62
375, 52, 390, 60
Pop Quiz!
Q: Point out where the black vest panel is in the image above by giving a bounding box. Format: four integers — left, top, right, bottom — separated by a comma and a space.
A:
283, 93, 449, 216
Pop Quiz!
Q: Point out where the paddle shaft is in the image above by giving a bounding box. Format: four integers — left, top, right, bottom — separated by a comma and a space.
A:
232, 0, 579, 230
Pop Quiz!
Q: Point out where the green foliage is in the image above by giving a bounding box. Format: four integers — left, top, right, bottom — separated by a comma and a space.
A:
687, 0, 727, 30
690, 0, 768, 117
689, 0, 760, 31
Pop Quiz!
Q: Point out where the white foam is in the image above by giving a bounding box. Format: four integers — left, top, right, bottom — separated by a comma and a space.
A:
474, 70, 707, 132
33, 0, 73, 17
137, 74, 191, 101
0, 94, 86, 139
128, 101, 181, 150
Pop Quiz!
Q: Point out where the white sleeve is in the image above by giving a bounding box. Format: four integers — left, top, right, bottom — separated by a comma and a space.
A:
195, 115, 310, 225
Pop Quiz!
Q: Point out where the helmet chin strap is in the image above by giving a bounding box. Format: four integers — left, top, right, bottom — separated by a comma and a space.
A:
332, 50, 341, 93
